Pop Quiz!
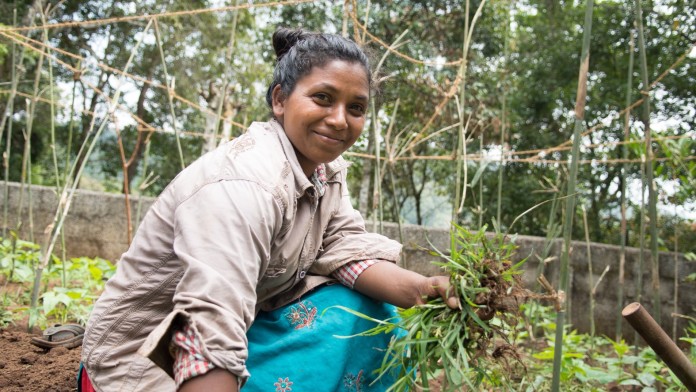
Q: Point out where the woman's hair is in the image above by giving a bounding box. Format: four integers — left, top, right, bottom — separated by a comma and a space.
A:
265, 27, 372, 107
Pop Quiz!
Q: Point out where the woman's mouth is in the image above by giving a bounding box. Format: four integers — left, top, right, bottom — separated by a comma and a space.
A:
313, 131, 343, 144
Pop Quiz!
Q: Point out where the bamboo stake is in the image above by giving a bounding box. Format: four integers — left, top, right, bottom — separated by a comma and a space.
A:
672, 211, 678, 341
370, 99, 383, 234
207, 0, 240, 151
341, 0, 348, 37
634, 0, 660, 323
582, 205, 596, 338
20, 18, 49, 246
497, 0, 511, 227
551, 0, 594, 390
135, 135, 154, 230
64, 75, 77, 188
453, 0, 487, 222
41, 9, 66, 287
623, 303, 696, 390
478, 133, 484, 228
40, 10, 59, 190
384, 99, 405, 248
2, 8, 19, 239
452, 0, 470, 225
636, 153, 646, 345
367, 29, 407, 234
617, 29, 634, 340
153, 19, 185, 170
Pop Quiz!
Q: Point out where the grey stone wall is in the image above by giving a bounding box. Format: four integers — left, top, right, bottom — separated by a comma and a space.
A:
2, 182, 694, 340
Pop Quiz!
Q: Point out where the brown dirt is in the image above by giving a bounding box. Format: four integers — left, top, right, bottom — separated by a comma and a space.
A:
0, 325, 81, 392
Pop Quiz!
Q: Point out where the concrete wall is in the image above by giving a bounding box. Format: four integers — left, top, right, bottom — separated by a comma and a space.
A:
2, 182, 695, 340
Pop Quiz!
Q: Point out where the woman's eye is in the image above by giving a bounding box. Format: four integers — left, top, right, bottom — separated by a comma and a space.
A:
313, 93, 331, 104
349, 104, 366, 115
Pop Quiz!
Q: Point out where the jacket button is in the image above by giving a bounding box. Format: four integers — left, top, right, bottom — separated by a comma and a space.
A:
299, 270, 306, 279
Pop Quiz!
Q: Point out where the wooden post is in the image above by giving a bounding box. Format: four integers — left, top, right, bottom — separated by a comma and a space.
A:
622, 302, 696, 391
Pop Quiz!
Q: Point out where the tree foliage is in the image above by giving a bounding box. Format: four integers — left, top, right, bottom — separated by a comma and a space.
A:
0, 0, 694, 251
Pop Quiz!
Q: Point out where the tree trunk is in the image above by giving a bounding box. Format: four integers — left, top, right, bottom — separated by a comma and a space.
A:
122, 81, 152, 193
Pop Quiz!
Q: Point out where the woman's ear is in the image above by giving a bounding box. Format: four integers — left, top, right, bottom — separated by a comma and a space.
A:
271, 85, 285, 123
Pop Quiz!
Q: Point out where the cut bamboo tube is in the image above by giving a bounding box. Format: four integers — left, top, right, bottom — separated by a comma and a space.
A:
622, 302, 696, 391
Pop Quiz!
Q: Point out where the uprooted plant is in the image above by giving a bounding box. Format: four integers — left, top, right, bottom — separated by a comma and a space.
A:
334, 224, 558, 391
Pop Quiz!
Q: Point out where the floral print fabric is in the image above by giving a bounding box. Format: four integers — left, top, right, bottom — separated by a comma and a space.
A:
244, 284, 399, 391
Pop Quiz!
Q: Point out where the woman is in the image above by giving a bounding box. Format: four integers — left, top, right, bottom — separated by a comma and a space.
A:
80, 27, 458, 392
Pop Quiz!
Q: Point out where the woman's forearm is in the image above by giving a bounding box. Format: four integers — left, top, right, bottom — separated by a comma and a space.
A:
178, 368, 239, 392
352, 262, 458, 309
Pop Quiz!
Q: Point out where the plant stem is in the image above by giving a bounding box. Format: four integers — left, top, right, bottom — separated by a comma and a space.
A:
552, 0, 594, 390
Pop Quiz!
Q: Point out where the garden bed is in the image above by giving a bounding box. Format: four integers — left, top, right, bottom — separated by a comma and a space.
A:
0, 324, 81, 392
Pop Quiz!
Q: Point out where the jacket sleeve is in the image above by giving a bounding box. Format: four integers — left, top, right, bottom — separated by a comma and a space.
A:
139, 180, 282, 382
309, 172, 402, 276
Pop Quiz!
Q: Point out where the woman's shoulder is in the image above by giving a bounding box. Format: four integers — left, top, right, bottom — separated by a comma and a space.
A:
221, 121, 290, 177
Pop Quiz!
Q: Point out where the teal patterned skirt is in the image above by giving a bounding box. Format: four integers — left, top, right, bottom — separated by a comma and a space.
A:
244, 284, 399, 392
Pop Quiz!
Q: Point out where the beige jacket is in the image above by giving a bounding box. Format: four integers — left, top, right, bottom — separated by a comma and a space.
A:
81, 120, 401, 391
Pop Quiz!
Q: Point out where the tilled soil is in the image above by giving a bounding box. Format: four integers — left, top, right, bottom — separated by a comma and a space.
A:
0, 325, 446, 392
0, 326, 81, 392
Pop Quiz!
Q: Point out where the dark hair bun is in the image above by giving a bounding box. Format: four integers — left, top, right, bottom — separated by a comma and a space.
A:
272, 27, 313, 61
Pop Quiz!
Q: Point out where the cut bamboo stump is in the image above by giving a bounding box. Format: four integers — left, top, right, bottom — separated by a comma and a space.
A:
622, 302, 696, 391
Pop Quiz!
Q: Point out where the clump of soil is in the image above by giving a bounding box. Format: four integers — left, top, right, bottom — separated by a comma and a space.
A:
0, 325, 81, 392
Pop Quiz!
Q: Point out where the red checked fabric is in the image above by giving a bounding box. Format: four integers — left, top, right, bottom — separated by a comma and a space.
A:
332, 259, 380, 288
170, 324, 216, 387
171, 164, 383, 385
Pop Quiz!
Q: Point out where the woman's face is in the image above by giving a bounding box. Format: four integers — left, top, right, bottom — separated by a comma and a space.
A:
272, 60, 369, 176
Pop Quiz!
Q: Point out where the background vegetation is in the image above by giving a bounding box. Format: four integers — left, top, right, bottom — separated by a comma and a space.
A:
0, 0, 694, 246
0, 1, 695, 390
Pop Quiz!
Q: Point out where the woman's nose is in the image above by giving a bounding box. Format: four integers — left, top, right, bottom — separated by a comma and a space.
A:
325, 106, 348, 130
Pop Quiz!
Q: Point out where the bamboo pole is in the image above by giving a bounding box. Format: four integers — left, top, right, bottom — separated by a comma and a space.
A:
636, 153, 646, 345
582, 206, 595, 338
672, 214, 678, 341
622, 303, 696, 390
634, 0, 660, 323
2, 8, 19, 239
135, 134, 153, 229
497, 0, 511, 227
20, 19, 49, 246
153, 19, 185, 170
40, 11, 59, 190
617, 29, 634, 340
453, 0, 486, 225
41, 10, 67, 287
370, 100, 383, 234
551, 0, 594, 390
206, 0, 241, 151
478, 133, 484, 228
367, 29, 407, 234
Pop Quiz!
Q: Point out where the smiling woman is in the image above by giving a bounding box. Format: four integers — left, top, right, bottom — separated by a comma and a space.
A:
79, 27, 459, 392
